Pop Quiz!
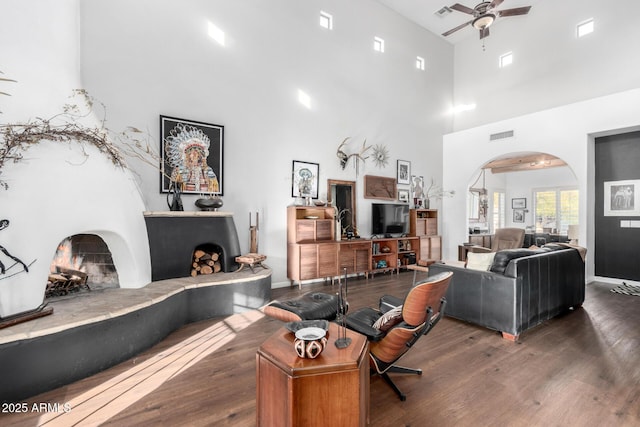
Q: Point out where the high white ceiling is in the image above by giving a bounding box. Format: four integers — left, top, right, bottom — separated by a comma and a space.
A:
375, 0, 541, 44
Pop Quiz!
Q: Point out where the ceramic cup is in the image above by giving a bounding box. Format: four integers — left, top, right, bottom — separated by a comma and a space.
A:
294, 337, 328, 359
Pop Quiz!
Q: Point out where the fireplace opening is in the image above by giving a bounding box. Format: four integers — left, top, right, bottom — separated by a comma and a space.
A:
191, 243, 224, 277
46, 234, 119, 298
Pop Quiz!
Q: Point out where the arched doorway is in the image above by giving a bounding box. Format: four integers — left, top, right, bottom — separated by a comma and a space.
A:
465, 152, 579, 250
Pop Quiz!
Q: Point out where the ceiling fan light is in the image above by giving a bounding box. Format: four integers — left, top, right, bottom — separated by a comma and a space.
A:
472, 13, 495, 30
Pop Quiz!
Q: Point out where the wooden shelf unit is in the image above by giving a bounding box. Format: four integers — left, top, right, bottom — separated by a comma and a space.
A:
287, 206, 339, 287
409, 209, 442, 263
409, 209, 438, 236
287, 206, 336, 243
371, 236, 419, 275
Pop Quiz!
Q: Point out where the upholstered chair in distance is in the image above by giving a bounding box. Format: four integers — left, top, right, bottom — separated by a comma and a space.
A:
469, 227, 525, 254
345, 271, 453, 401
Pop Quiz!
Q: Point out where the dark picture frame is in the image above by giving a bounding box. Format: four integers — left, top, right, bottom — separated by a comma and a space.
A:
512, 198, 526, 209
604, 179, 640, 216
397, 160, 411, 185
513, 209, 525, 223
292, 160, 319, 199
160, 116, 224, 195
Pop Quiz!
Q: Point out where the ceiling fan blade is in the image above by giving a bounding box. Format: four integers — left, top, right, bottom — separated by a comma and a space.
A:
498, 6, 531, 17
480, 27, 490, 39
450, 3, 476, 15
489, 0, 505, 9
442, 19, 473, 37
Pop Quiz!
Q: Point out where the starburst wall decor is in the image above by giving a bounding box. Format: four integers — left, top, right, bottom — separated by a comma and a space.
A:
372, 144, 389, 168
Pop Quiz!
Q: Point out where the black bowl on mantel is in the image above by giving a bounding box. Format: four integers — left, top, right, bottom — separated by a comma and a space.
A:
195, 196, 223, 211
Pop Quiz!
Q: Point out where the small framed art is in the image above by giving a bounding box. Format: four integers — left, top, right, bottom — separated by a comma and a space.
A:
512, 198, 526, 209
513, 209, 525, 223
292, 160, 319, 199
397, 160, 411, 185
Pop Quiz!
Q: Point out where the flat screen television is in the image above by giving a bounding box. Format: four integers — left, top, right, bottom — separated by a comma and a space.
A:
371, 203, 410, 237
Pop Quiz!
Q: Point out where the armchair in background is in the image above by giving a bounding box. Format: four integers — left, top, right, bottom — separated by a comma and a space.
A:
468, 227, 525, 254
345, 271, 453, 401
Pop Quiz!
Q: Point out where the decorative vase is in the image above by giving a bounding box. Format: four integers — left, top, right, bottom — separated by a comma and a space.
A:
335, 220, 342, 241
167, 183, 184, 211
424, 198, 430, 209
195, 196, 223, 211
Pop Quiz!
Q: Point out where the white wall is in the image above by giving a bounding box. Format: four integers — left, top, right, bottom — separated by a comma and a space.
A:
452, 0, 640, 131
79, 0, 454, 286
443, 88, 640, 282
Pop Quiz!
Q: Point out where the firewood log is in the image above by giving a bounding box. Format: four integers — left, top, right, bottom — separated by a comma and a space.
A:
200, 265, 213, 275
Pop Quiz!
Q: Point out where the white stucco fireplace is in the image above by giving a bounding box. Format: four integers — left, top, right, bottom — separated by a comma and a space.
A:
0, 141, 151, 318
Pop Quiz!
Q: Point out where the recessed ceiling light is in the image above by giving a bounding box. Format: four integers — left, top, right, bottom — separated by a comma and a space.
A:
416, 56, 425, 71
207, 22, 225, 46
577, 18, 594, 38
374, 37, 385, 53
320, 11, 333, 30
452, 103, 477, 113
499, 52, 513, 68
297, 89, 311, 109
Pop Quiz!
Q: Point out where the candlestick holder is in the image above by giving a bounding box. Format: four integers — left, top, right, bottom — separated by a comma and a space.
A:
335, 268, 352, 349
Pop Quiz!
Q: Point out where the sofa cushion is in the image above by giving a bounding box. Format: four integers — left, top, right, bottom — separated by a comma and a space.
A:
489, 249, 541, 274
466, 251, 496, 271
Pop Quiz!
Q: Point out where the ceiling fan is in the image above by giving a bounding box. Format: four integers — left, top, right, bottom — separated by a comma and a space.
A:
442, 0, 531, 39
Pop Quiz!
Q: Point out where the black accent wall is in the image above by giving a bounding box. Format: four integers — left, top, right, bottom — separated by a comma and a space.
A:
594, 130, 640, 280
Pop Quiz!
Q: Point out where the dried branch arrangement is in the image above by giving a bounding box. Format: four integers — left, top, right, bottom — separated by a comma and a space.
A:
0, 89, 160, 190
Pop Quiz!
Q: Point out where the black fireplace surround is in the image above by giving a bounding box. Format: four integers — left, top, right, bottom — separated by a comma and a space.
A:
144, 212, 242, 280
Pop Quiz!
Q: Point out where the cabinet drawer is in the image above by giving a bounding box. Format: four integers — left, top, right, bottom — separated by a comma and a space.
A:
318, 244, 338, 277
296, 222, 316, 242
315, 220, 334, 240
299, 245, 318, 279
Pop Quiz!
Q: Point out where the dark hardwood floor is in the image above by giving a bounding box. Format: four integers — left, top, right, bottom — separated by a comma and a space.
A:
2, 272, 639, 426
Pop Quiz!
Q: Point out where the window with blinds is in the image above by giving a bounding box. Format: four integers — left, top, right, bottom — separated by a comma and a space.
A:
534, 188, 579, 233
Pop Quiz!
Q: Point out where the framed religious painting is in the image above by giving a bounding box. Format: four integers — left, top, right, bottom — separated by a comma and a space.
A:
160, 116, 224, 195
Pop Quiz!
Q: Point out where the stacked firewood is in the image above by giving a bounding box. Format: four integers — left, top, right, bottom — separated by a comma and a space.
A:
191, 249, 222, 276
46, 267, 89, 297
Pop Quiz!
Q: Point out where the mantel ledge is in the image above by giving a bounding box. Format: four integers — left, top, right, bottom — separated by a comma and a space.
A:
143, 211, 233, 217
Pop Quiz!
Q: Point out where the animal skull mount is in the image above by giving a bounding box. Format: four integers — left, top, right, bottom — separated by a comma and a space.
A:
336, 137, 371, 174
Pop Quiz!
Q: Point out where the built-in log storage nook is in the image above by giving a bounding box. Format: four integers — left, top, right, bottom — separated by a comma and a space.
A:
286, 206, 441, 287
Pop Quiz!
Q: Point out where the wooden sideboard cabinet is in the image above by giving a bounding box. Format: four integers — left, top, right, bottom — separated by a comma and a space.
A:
468, 234, 493, 248
339, 241, 372, 277
409, 209, 442, 263
287, 206, 339, 288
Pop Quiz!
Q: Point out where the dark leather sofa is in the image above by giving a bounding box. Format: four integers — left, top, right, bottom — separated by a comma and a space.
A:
429, 244, 585, 340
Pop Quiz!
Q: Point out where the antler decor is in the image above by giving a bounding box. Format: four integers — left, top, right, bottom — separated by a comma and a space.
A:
336, 137, 371, 175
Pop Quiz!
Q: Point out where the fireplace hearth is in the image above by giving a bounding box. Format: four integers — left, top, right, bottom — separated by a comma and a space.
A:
144, 211, 242, 281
